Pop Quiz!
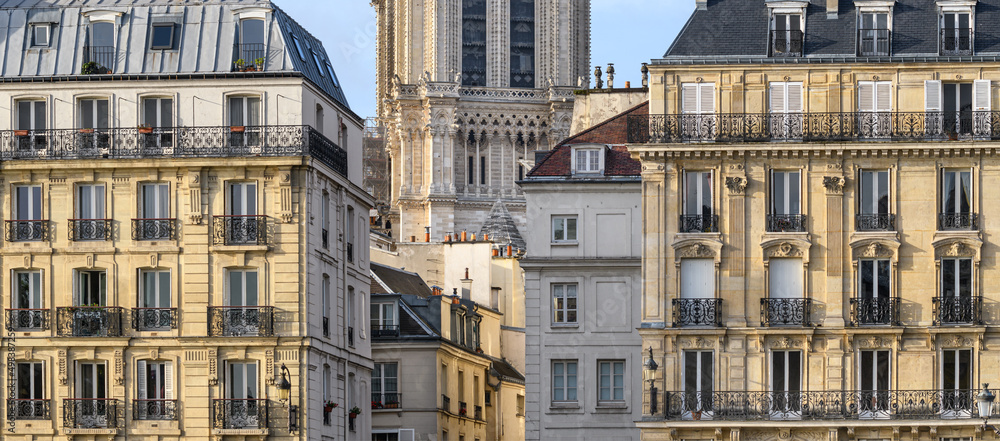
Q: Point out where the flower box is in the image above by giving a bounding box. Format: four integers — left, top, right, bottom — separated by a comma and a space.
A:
138, 127, 154, 134
230, 126, 246, 133
14, 130, 29, 136
80, 128, 95, 134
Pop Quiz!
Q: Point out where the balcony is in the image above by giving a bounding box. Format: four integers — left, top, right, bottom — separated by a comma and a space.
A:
83, 45, 114, 74
63, 398, 119, 428
5, 308, 49, 331
672, 298, 723, 327
856, 214, 896, 231
679, 215, 719, 233
232, 43, 266, 72
760, 298, 812, 327
939, 213, 978, 231
850, 297, 900, 326
626, 111, 1000, 144
213, 215, 267, 245
131, 308, 177, 331
56, 307, 124, 337
858, 28, 891, 56
766, 214, 806, 233
208, 306, 274, 337
372, 324, 400, 338
5, 220, 48, 242
0, 125, 347, 177
657, 389, 976, 421
933, 295, 982, 325
212, 399, 268, 430
941, 28, 973, 55
7, 399, 49, 420
69, 219, 112, 241
133, 399, 178, 420
132, 218, 176, 241
441, 394, 451, 412
459, 401, 468, 417
769, 29, 803, 57
372, 392, 401, 409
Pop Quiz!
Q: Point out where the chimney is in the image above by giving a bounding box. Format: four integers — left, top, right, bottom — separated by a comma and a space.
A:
461, 268, 473, 300
696, 0, 707, 10
827, 0, 837, 18
425, 226, 431, 243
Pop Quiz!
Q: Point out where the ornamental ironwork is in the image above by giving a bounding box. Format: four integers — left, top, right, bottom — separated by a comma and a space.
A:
131, 308, 177, 331
5, 309, 48, 331
939, 213, 978, 231
933, 295, 983, 325
7, 399, 49, 420
679, 215, 719, 233
941, 28, 973, 55
372, 392, 401, 409
56, 307, 125, 337
133, 399, 178, 420
212, 399, 268, 429
63, 398, 120, 428
850, 297, 900, 326
766, 214, 807, 233
856, 214, 896, 231
672, 298, 723, 327
371, 324, 400, 338
208, 306, 274, 337
131, 218, 176, 241
213, 215, 268, 245
68, 219, 112, 241
770, 30, 803, 57
760, 298, 812, 326
5, 220, 47, 242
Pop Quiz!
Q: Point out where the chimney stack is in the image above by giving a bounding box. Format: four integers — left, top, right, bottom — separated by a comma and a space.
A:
827, 0, 837, 18
696, 0, 707, 10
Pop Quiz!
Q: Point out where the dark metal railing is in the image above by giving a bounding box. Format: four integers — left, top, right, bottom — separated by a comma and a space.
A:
56, 307, 124, 337
347, 242, 355, 262
679, 214, 719, 233
372, 324, 400, 338
83, 46, 115, 73
856, 213, 896, 231
208, 306, 274, 336
7, 398, 49, 420
850, 297, 900, 326
133, 399, 178, 420
441, 394, 451, 412
348, 326, 354, 346
760, 298, 812, 326
213, 215, 267, 245
659, 389, 977, 421
933, 295, 983, 325
63, 398, 119, 428
672, 298, 723, 327
770, 30, 803, 57
322, 228, 329, 249
232, 43, 267, 71
5, 309, 49, 331
5, 220, 47, 242
475, 404, 483, 420
939, 213, 978, 231
372, 392, 401, 409
212, 399, 268, 429
859, 28, 891, 56
322, 316, 329, 337
766, 214, 806, 232
132, 218, 176, 241
68, 219, 112, 241
627, 112, 1000, 144
941, 28, 973, 55
459, 401, 468, 417
131, 308, 177, 331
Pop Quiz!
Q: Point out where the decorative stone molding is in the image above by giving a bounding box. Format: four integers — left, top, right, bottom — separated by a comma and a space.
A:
58, 350, 67, 385
115, 350, 124, 385
851, 335, 896, 349
938, 334, 976, 348
208, 349, 218, 386
931, 234, 982, 260
849, 236, 900, 261
678, 336, 718, 349
823, 176, 846, 194
672, 236, 724, 264
725, 176, 748, 195
761, 236, 811, 263
769, 336, 806, 350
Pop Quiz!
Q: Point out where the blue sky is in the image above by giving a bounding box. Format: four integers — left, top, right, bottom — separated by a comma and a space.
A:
276, 0, 693, 118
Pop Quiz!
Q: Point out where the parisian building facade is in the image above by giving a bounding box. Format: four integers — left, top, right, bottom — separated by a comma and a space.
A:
0, 1, 374, 439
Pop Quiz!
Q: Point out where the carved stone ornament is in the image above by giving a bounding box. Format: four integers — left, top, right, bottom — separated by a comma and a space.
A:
726, 176, 748, 195
767, 242, 803, 259
861, 242, 894, 258
823, 176, 846, 194
770, 336, 802, 349
940, 242, 976, 258
679, 336, 716, 349
855, 336, 891, 349
939, 334, 975, 348
679, 243, 716, 259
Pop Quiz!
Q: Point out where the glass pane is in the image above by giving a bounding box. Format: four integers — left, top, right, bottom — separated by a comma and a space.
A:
161, 99, 173, 127
861, 351, 873, 390
247, 98, 261, 126
97, 100, 109, 129
229, 98, 244, 127
788, 352, 801, 392
143, 99, 157, 127
158, 184, 168, 217
34, 102, 45, 130
241, 19, 265, 45
566, 218, 576, 240
959, 259, 972, 297
143, 272, 155, 308
684, 353, 697, 393
231, 364, 244, 398
942, 259, 956, 297
877, 260, 891, 298
92, 22, 114, 47
159, 272, 170, 307
31, 272, 40, 308
31, 187, 41, 220
95, 186, 105, 218
959, 171, 971, 213
82, 364, 94, 398
773, 172, 786, 213
81, 100, 94, 128
685, 173, 699, 214
231, 184, 243, 215
701, 172, 712, 216
152, 25, 173, 48
553, 218, 564, 240
860, 260, 874, 299
245, 271, 258, 306
789, 172, 800, 214
943, 171, 957, 213
229, 272, 243, 306
944, 350, 956, 390
18, 101, 30, 130
246, 184, 257, 215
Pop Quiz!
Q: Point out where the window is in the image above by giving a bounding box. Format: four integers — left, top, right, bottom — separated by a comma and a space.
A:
941, 257, 973, 298
30, 24, 50, 47
461, 0, 487, 86
348, 286, 356, 345
15, 100, 47, 150
858, 169, 890, 221
371, 303, 396, 328
941, 12, 971, 55
942, 349, 972, 415
347, 206, 356, 262
14, 185, 42, 222
858, 81, 892, 113
76, 184, 106, 223
228, 362, 258, 400
136, 360, 173, 401
858, 12, 890, 56
683, 171, 714, 231
551, 284, 577, 324
373, 362, 399, 408
16, 362, 44, 418
291, 34, 306, 60
769, 83, 803, 139
312, 52, 325, 77
322, 274, 330, 336
681, 259, 714, 299
942, 169, 972, 215
325, 62, 340, 88
229, 182, 257, 216
551, 216, 577, 242
552, 360, 577, 403
236, 18, 265, 65
598, 360, 625, 403
78, 361, 108, 398
89, 21, 114, 47
516, 394, 525, 416
468, 156, 475, 185
574, 148, 601, 173
768, 258, 803, 300
87, 21, 115, 71
683, 351, 713, 414
139, 269, 170, 309
770, 170, 801, 221
228, 96, 262, 127
510, 0, 535, 88
770, 13, 802, 56
771, 351, 801, 415
373, 434, 400, 441
858, 258, 892, 316
138, 183, 172, 240
682, 83, 714, 114
13, 270, 42, 310
228, 270, 259, 307
142, 97, 173, 129
321, 191, 330, 249
79, 98, 109, 131
150, 24, 175, 50
859, 350, 890, 417
77, 270, 107, 306
480, 156, 487, 185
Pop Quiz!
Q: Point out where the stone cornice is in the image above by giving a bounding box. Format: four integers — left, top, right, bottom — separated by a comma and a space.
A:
628, 142, 1000, 162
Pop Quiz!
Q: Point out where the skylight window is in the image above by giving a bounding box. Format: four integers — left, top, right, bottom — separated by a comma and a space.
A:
312, 52, 325, 77
291, 34, 305, 60
31, 24, 50, 47
326, 62, 340, 88
150, 24, 174, 50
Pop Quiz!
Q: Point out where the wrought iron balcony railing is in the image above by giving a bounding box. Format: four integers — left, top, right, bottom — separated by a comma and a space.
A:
7, 399, 49, 420
850, 297, 900, 326
0, 125, 347, 177
672, 298, 723, 327
372, 324, 400, 338
372, 392, 401, 409
83, 45, 115, 73
856, 213, 896, 231
213, 215, 267, 245
132, 218, 176, 241
323, 316, 329, 337
858, 28, 891, 56
766, 214, 806, 233
933, 295, 983, 325
348, 326, 354, 346
56, 306, 124, 337
941, 28, 973, 55
475, 404, 483, 421
5, 308, 49, 331
441, 394, 451, 412
5, 220, 47, 242
770, 30, 803, 57
679, 214, 719, 233
68, 219, 112, 241
232, 43, 266, 71
939, 213, 978, 231
212, 399, 268, 429
760, 298, 812, 326
131, 308, 177, 331
133, 399, 178, 420
658, 389, 977, 421
626, 111, 1000, 144
208, 306, 274, 337
64, 398, 119, 428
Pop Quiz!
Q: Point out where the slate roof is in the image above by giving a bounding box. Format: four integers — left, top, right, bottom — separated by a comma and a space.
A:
661, 0, 1000, 61
478, 199, 527, 252
490, 357, 525, 384
370, 262, 434, 298
0, 0, 348, 108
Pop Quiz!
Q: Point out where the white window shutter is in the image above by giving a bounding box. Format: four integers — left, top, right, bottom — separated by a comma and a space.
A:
859, 82, 874, 112
681, 259, 714, 299
770, 83, 786, 113
682, 84, 698, 113
137, 361, 147, 400
164, 362, 174, 400
974, 80, 991, 111
769, 258, 804, 299
399, 429, 416, 441
699, 83, 715, 113
788, 83, 803, 112
925, 80, 943, 111
876, 82, 892, 111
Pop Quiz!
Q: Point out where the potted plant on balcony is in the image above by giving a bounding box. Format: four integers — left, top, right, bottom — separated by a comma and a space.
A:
692, 410, 702, 420
324, 401, 338, 412
14, 129, 28, 137
138, 124, 153, 134
79, 128, 94, 134
253, 57, 265, 71
81, 61, 104, 75
230, 125, 246, 133
348, 406, 361, 418
459, 407, 468, 417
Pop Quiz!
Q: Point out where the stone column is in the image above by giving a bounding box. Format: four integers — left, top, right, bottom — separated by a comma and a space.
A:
642, 160, 668, 324
823, 170, 847, 327
725, 167, 748, 327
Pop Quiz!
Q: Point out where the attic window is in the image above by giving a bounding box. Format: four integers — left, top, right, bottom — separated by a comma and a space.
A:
30, 24, 50, 47
572, 146, 604, 174
770, 13, 803, 56
326, 62, 340, 88
291, 34, 306, 60
150, 24, 174, 50
312, 51, 325, 77
855, 2, 893, 56
939, 5, 974, 55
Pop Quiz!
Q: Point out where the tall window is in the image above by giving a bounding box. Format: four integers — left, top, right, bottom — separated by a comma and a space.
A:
78, 99, 109, 131
348, 286, 356, 345
769, 83, 803, 139
229, 96, 261, 127
137, 269, 171, 331
468, 156, 475, 185
680, 259, 714, 300
681, 83, 716, 138
461, 0, 487, 86
858, 12, 890, 56
77, 270, 107, 306
858, 169, 890, 224
228, 270, 258, 307
551, 284, 577, 324
942, 169, 972, 215
941, 12, 972, 54
78, 361, 108, 400
13, 270, 42, 310
683, 171, 714, 232
16, 361, 45, 418
373, 362, 399, 408
14, 185, 42, 222
139, 183, 171, 240
942, 349, 972, 414
74, 184, 107, 241
769, 171, 801, 229
941, 258, 973, 298
228, 362, 258, 400
321, 191, 330, 249
858, 81, 892, 137
770, 13, 802, 56
510, 0, 535, 88
771, 351, 801, 415
322, 274, 331, 336
136, 360, 173, 401
552, 360, 578, 403
768, 258, 803, 300
597, 360, 625, 403
141, 97, 174, 148
87, 21, 115, 70
480, 156, 487, 185
237, 18, 265, 63
858, 259, 892, 324
347, 206, 356, 262
684, 351, 713, 414
859, 350, 890, 417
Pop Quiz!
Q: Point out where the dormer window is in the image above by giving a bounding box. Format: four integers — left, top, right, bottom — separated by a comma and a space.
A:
572, 146, 604, 175
150, 23, 175, 50
939, 1, 974, 56
235, 18, 265, 70
85, 21, 115, 73
770, 13, 803, 56
857, 6, 892, 56
30, 24, 50, 47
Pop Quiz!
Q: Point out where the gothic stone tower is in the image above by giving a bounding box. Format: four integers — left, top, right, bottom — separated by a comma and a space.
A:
373, 0, 591, 243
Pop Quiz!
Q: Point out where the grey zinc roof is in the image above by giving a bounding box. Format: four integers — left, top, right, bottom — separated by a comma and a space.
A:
662, 0, 1000, 60
0, 0, 348, 108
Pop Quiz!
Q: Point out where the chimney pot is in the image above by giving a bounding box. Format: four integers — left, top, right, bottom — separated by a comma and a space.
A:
625, 81, 631, 88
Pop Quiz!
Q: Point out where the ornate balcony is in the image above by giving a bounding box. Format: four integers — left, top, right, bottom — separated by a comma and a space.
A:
672, 298, 723, 327
5, 308, 49, 331
83, 45, 115, 74
68, 219, 112, 241
56, 307, 124, 337
372, 392, 401, 409
850, 297, 900, 326
441, 394, 451, 412
933, 295, 983, 325
679, 215, 719, 233
213, 215, 267, 245
766, 214, 806, 233
7, 399, 49, 420
208, 306, 274, 337
769, 29, 803, 57
657, 389, 976, 421
133, 399, 178, 420
760, 298, 812, 327
212, 399, 268, 430
132, 218, 176, 241
941, 28, 973, 55
5, 220, 47, 242
63, 398, 119, 428
856, 214, 896, 231
475, 405, 483, 421
131, 308, 177, 331
939, 213, 978, 231
372, 324, 400, 338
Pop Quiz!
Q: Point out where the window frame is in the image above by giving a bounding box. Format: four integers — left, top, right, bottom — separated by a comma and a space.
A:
372, 362, 399, 405
857, 9, 893, 56
291, 34, 306, 60
768, 11, 804, 56
139, 268, 171, 309
939, 8, 973, 55
30, 24, 50, 48
76, 269, 107, 306
15, 99, 47, 131
371, 302, 396, 327
227, 95, 263, 127
227, 181, 259, 216
13, 184, 43, 221
551, 283, 578, 325
16, 361, 44, 400
227, 268, 260, 307
859, 169, 891, 215
551, 215, 578, 243
551, 360, 578, 404
597, 359, 626, 405
12, 269, 42, 309
683, 170, 714, 216
149, 23, 175, 50
941, 168, 973, 215
940, 257, 973, 299
136, 359, 173, 400
769, 169, 802, 215
572, 147, 603, 174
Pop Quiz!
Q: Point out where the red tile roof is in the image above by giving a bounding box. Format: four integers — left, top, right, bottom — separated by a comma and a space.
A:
527, 101, 646, 178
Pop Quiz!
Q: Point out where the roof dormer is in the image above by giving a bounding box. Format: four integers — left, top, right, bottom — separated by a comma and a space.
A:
855, 0, 895, 56
570, 144, 606, 176
767, 0, 807, 57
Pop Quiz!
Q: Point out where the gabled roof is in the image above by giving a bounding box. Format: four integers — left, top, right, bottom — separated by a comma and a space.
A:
370, 262, 434, 298
526, 102, 645, 178
479, 199, 527, 252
